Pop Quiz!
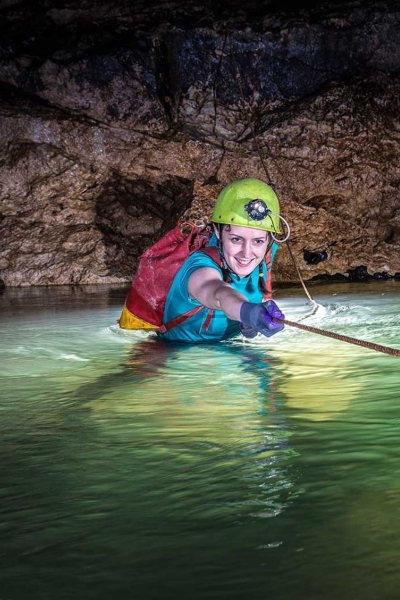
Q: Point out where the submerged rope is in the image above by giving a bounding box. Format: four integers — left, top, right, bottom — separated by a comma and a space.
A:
275, 318, 400, 358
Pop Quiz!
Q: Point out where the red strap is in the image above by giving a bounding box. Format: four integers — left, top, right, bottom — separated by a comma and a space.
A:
200, 246, 221, 264
262, 248, 273, 300
202, 309, 214, 331
158, 305, 206, 333
159, 305, 214, 333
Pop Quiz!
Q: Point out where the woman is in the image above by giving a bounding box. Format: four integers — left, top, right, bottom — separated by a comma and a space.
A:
158, 178, 288, 343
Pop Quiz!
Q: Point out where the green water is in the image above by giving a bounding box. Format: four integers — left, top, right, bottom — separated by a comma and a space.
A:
2, 282, 400, 600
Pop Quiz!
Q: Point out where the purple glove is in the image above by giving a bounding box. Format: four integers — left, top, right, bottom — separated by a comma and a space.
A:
240, 300, 285, 338
240, 323, 258, 339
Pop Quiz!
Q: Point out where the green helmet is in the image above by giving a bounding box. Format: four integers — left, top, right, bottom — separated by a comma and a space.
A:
211, 178, 281, 233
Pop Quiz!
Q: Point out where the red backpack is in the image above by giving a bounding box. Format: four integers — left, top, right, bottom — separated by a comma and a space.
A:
118, 222, 220, 332
118, 222, 273, 333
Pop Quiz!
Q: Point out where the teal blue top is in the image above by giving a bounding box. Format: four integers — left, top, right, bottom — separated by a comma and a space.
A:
158, 233, 278, 343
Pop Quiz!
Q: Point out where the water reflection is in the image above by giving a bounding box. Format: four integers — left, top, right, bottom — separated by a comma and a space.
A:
72, 336, 298, 522
3, 284, 400, 600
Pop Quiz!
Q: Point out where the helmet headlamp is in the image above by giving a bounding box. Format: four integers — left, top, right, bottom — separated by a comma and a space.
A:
244, 199, 271, 221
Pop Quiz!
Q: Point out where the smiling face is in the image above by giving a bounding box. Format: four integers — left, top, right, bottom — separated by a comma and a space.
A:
217, 224, 270, 277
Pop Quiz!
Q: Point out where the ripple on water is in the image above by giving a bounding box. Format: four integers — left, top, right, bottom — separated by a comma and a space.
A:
2, 286, 400, 600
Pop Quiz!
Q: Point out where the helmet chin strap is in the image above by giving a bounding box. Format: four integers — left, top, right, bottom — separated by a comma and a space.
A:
215, 224, 231, 274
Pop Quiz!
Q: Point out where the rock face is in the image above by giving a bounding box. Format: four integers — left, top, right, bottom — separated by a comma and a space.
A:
1, 0, 400, 285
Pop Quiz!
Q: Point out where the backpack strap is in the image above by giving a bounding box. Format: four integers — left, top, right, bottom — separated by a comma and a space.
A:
157, 305, 206, 333
160, 246, 221, 333
262, 247, 273, 300
199, 246, 221, 264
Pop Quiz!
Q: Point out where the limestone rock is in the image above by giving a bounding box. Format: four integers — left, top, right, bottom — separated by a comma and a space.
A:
1, 0, 400, 285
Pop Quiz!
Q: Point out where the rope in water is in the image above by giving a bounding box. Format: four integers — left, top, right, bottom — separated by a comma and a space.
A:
275, 318, 400, 358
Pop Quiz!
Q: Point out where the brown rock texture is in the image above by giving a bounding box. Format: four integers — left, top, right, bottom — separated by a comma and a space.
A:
1, 0, 400, 285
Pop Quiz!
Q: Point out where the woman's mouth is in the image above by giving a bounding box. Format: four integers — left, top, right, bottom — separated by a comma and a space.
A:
235, 257, 253, 267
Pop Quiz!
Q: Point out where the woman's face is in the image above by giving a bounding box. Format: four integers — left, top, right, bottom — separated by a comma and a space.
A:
217, 225, 269, 277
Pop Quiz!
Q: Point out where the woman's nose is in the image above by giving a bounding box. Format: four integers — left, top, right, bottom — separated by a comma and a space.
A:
241, 240, 252, 257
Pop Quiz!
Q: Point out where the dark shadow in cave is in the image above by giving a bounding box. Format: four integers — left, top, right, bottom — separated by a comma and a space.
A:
94, 172, 194, 279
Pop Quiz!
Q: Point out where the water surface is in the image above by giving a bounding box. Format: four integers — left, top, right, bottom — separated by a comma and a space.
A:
2, 282, 400, 600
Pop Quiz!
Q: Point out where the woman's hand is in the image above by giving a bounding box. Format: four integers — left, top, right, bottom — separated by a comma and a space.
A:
240, 300, 285, 338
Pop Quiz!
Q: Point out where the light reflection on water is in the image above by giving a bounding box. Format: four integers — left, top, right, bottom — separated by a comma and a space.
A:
2, 282, 400, 600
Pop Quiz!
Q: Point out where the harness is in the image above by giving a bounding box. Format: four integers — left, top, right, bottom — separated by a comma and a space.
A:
159, 247, 273, 333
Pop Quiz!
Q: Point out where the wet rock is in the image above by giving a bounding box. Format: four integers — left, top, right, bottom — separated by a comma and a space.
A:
372, 271, 392, 280
2, 2, 400, 285
310, 272, 348, 282
347, 265, 371, 282
303, 249, 328, 265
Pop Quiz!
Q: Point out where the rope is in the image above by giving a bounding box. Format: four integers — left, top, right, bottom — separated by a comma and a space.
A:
227, 31, 316, 304
227, 31, 400, 359
284, 240, 315, 304
275, 318, 400, 358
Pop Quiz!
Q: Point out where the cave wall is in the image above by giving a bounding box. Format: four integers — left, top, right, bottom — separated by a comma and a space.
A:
1, 0, 400, 286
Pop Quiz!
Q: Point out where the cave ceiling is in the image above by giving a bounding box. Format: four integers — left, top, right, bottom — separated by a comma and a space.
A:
1, 0, 400, 286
